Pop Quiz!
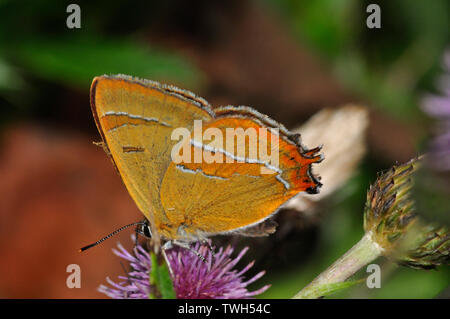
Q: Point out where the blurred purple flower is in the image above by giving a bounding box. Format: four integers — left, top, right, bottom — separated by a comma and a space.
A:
421, 50, 450, 171
98, 239, 270, 299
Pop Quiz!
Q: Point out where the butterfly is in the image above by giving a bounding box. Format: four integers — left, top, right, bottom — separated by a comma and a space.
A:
87, 74, 322, 253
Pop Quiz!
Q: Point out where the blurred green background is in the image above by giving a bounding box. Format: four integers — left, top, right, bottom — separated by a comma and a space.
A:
0, 0, 448, 298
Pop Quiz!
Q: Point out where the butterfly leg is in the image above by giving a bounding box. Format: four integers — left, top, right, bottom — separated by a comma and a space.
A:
163, 240, 207, 263
134, 227, 140, 248
160, 241, 175, 278
174, 240, 207, 263
200, 239, 215, 258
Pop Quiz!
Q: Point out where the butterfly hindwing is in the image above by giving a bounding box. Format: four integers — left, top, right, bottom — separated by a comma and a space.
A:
159, 108, 321, 239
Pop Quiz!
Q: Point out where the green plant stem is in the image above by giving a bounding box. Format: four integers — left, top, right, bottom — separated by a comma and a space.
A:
293, 232, 383, 299
149, 252, 159, 299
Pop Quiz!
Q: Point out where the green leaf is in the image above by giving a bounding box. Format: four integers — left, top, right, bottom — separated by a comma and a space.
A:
0, 56, 23, 90
149, 253, 158, 299
150, 252, 176, 299
9, 36, 202, 89
158, 262, 176, 299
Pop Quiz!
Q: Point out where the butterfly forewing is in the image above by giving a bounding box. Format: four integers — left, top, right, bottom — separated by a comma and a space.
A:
90, 75, 213, 230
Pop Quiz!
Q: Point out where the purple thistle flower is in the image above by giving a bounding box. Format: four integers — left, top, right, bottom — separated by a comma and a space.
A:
98, 238, 270, 299
421, 50, 450, 171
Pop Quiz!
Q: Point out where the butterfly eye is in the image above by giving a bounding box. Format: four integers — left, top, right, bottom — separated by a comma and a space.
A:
142, 225, 152, 238
135, 220, 152, 239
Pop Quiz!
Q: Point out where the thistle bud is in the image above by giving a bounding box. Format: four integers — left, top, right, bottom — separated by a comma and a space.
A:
363, 157, 450, 269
